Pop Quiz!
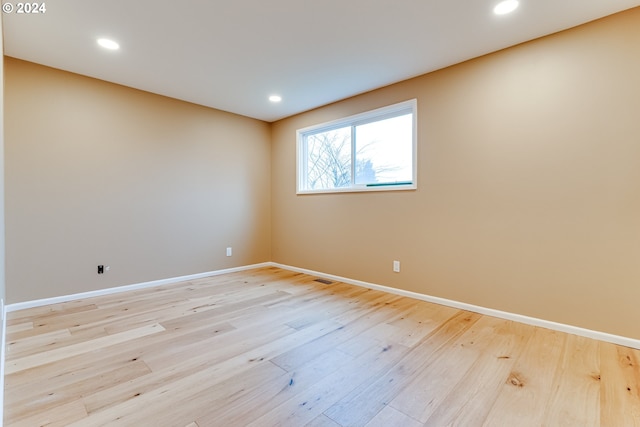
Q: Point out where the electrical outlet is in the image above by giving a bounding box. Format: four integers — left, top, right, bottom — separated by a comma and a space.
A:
226, 247, 232, 257
97, 265, 104, 274
393, 260, 400, 273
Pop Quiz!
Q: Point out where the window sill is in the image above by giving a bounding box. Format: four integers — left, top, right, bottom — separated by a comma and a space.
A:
297, 183, 417, 195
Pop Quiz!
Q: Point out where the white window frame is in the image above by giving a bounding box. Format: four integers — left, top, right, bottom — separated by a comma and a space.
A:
296, 99, 417, 194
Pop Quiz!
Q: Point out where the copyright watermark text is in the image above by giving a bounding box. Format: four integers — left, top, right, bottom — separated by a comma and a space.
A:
3, 2, 47, 13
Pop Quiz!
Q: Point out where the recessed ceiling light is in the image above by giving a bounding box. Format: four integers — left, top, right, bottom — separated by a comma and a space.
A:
97, 38, 120, 50
493, 0, 519, 15
269, 95, 282, 103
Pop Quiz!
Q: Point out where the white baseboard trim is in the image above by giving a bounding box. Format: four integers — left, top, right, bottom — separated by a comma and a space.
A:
270, 262, 640, 350
5, 263, 271, 313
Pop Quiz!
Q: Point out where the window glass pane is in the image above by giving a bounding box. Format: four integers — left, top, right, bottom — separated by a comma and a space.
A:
354, 113, 413, 185
297, 99, 416, 194
305, 126, 352, 190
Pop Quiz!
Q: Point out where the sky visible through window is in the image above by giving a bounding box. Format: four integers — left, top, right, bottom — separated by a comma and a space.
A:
355, 114, 413, 185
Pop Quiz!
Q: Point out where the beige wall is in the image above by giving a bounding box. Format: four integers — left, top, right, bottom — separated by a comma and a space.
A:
271, 8, 640, 339
4, 58, 271, 303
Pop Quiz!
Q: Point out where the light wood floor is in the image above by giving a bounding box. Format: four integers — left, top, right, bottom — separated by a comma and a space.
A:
4, 267, 640, 426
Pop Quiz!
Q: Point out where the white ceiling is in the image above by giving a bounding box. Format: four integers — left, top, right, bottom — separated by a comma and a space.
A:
4, 0, 640, 122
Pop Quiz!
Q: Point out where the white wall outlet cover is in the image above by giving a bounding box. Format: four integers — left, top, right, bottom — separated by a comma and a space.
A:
393, 260, 400, 272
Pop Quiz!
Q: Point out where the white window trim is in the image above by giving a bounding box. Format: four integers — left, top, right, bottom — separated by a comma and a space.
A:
296, 99, 418, 195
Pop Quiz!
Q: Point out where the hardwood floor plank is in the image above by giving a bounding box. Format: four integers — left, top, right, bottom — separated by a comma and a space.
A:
304, 414, 342, 427
7, 301, 98, 325
541, 334, 601, 426
387, 316, 528, 423
363, 405, 422, 427
482, 327, 566, 426
8, 399, 87, 427
116, 360, 289, 427
73, 318, 347, 425
245, 340, 410, 427
5, 319, 233, 396
323, 311, 481, 426
385, 302, 459, 347
600, 342, 640, 426
6, 328, 72, 359
4, 267, 639, 427
5, 351, 151, 404
195, 348, 354, 426
79, 322, 296, 415
5, 322, 33, 334
422, 320, 533, 426
271, 294, 418, 373
6, 359, 151, 423
5, 323, 164, 375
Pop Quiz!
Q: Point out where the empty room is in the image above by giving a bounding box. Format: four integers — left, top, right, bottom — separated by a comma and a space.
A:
1, 1, 640, 426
